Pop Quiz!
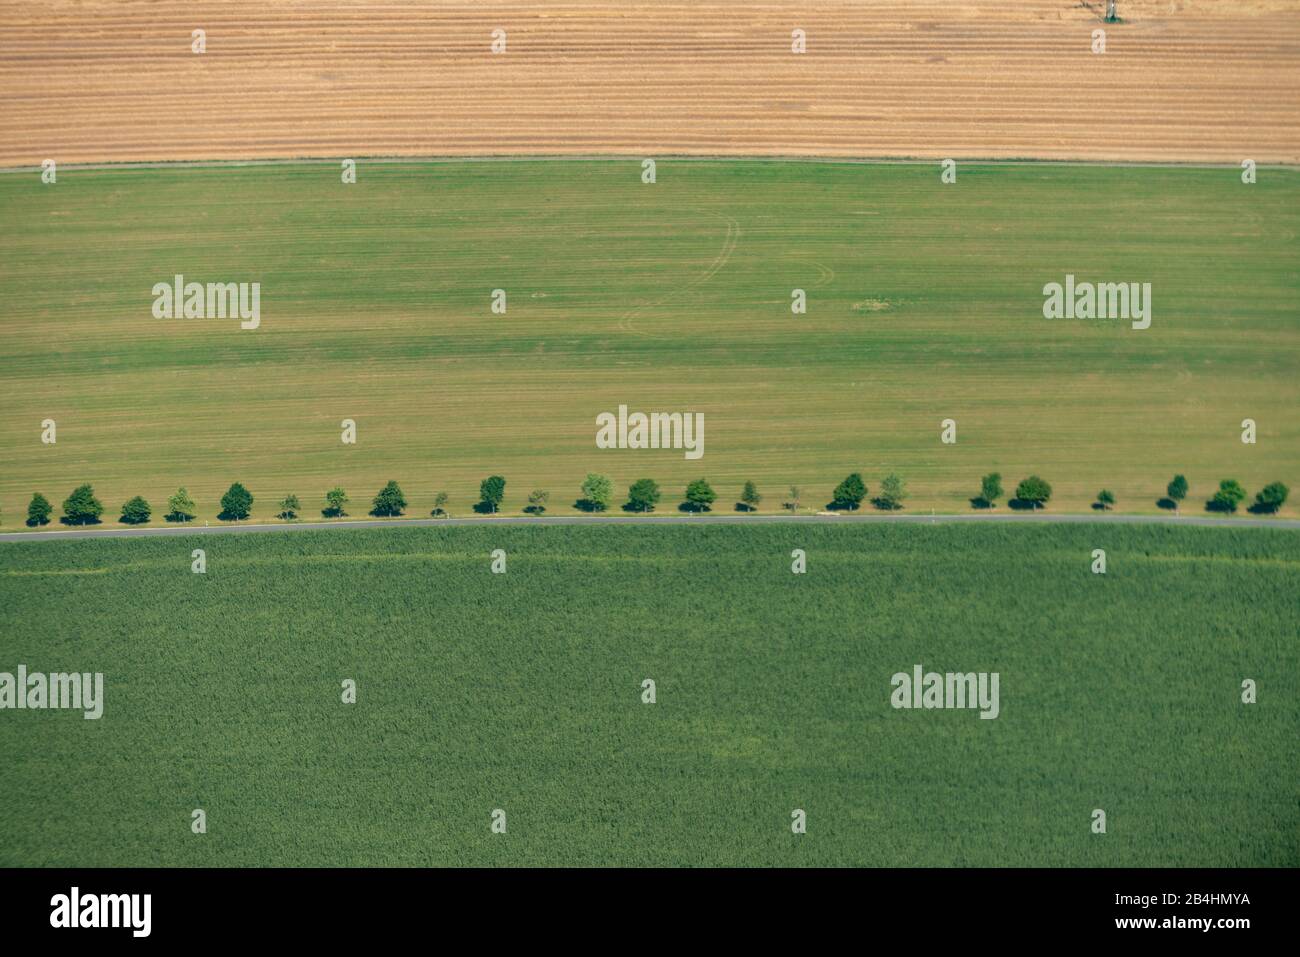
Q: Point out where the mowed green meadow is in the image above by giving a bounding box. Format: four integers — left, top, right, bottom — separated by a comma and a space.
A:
0, 160, 1296, 525
0, 523, 1295, 866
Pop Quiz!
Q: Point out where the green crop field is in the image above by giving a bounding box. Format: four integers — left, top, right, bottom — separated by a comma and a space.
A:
0, 522, 1295, 866
1, 160, 1296, 527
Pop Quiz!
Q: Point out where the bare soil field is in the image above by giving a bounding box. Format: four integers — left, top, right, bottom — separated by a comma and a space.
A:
2, 1, 1297, 167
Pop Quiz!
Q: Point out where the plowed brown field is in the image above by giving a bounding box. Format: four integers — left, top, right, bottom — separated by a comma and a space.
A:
2, 0, 1297, 166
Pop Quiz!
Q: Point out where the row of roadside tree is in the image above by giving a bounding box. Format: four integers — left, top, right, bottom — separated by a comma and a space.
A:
11, 472, 1289, 527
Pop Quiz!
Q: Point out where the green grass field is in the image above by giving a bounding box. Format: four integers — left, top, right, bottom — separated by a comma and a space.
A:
1, 160, 1296, 525
0, 522, 1295, 866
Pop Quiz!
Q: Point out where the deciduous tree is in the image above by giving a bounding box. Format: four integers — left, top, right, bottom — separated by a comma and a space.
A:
219, 483, 253, 521
372, 480, 407, 517
120, 496, 152, 525
63, 483, 104, 525
1015, 476, 1052, 509
831, 473, 867, 510
979, 473, 1003, 508
580, 473, 613, 512
1166, 474, 1188, 514
27, 492, 52, 527
167, 487, 197, 523
479, 476, 506, 513
785, 485, 802, 513
877, 473, 907, 510
627, 478, 661, 513
1210, 479, 1246, 513
684, 478, 717, 512
1254, 481, 1289, 514
325, 487, 349, 518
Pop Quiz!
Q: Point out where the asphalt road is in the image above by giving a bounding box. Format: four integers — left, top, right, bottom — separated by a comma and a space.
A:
2, 510, 1297, 542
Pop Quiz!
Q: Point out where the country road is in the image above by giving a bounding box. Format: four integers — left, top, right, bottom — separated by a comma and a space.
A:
2, 510, 1297, 543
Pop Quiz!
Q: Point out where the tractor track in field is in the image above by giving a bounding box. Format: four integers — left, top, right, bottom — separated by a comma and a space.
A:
617, 211, 740, 339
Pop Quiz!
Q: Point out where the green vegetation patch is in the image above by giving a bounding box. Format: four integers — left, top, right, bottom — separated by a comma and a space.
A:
1, 522, 1295, 866
1, 160, 1296, 524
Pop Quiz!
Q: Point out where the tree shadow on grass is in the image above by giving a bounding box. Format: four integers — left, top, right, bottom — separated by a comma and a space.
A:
1007, 498, 1047, 511
969, 497, 995, 510
59, 516, 102, 526
1156, 498, 1178, 511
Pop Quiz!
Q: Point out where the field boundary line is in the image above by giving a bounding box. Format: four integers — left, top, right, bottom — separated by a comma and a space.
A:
3, 155, 1299, 176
